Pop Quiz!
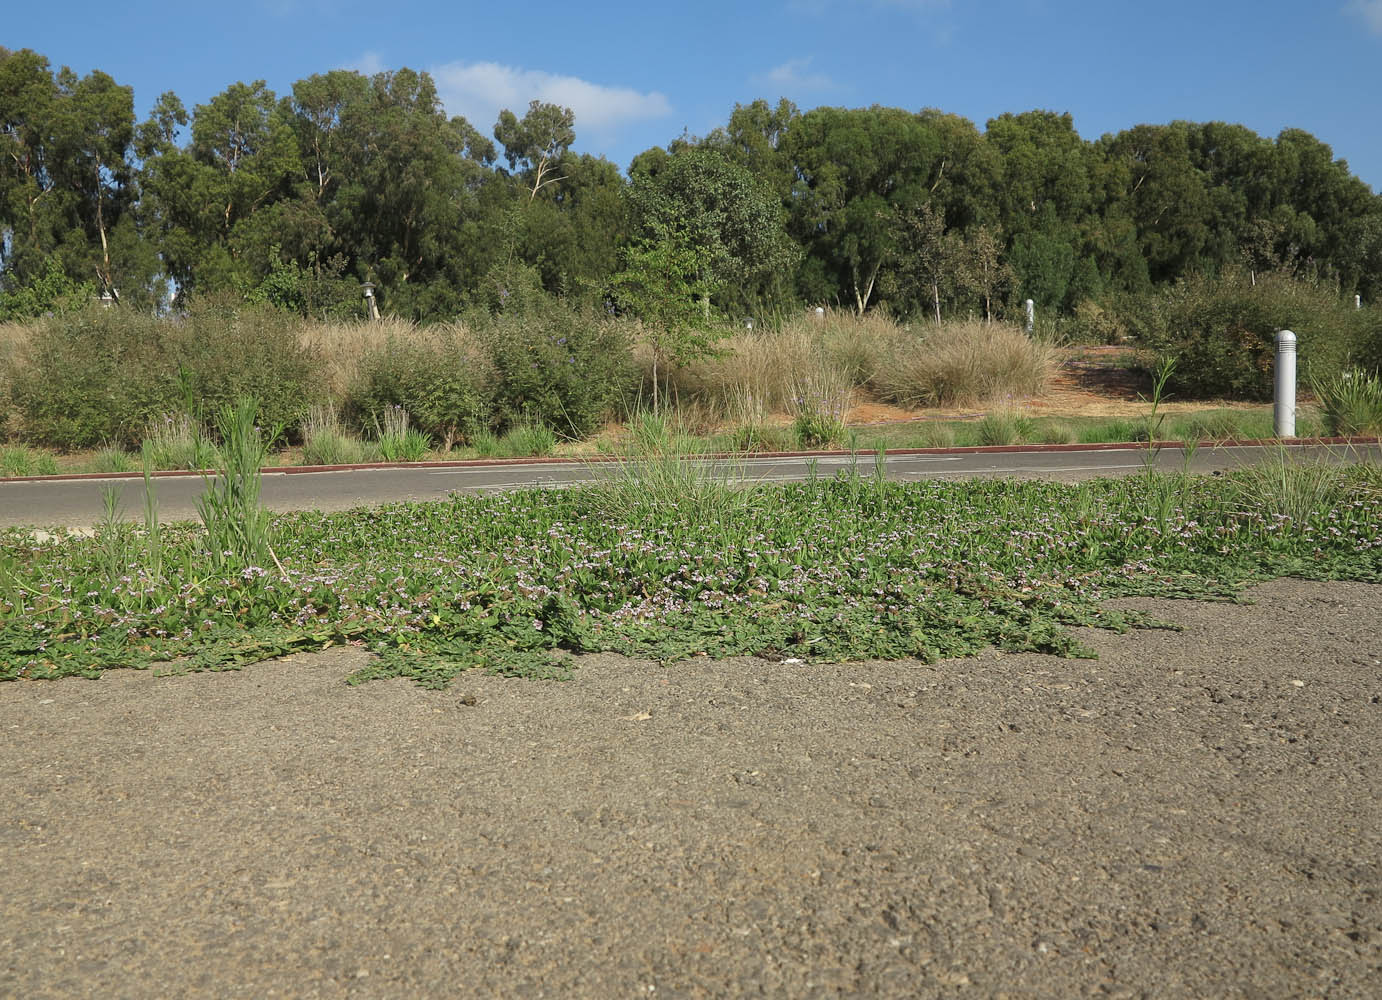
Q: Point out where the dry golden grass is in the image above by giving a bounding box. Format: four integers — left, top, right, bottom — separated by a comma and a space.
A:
674, 311, 1052, 423
871, 320, 1056, 408
296, 317, 493, 401
298, 316, 417, 400
0, 320, 30, 358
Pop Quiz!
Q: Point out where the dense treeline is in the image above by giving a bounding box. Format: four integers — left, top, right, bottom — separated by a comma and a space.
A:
3, 48, 1381, 324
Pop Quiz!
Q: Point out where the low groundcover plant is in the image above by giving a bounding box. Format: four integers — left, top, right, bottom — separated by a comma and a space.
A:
2, 457, 1378, 687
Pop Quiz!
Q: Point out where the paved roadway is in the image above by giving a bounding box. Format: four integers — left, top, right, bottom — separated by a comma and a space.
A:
1, 442, 1378, 529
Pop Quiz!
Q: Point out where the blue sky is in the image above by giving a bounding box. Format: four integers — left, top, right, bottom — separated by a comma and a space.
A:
9, 1, 1382, 190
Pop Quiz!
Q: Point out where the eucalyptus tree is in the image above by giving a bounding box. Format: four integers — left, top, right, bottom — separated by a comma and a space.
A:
0, 48, 149, 303
137, 79, 301, 297
626, 144, 796, 315
780, 105, 943, 313
494, 100, 575, 201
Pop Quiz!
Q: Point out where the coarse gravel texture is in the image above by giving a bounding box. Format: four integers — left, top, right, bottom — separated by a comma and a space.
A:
2, 578, 1380, 999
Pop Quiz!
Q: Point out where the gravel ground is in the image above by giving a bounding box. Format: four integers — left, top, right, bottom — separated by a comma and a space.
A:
2, 578, 1379, 999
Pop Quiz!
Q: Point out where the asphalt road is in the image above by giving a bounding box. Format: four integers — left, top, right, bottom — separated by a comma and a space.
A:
2, 441, 1379, 529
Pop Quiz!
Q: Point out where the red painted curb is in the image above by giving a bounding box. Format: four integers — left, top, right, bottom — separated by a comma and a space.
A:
2, 436, 1378, 484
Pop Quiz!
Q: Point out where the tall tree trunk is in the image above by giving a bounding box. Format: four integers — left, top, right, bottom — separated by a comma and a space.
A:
95, 172, 112, 293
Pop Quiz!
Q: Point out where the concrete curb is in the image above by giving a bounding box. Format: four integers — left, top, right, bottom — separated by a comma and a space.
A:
3, 435, 1379, 485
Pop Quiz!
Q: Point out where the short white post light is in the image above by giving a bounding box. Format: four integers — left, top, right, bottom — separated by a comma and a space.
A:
1024, 298, 1035, 334
1356, 294, 1362, 310
815, 306, 825, 321
1274, 329, 1296, 439
362, 281, 380, 321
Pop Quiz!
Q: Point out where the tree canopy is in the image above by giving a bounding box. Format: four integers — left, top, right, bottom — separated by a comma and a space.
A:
3, 46, 1379, 323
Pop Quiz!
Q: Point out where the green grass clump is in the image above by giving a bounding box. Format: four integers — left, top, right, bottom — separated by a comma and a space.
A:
976, 410, 1035, 446
0, 446, 57, 477
1034, 421, 1078, 445
793, 409, 847, 449
726, 423, 795, 453
500, 422, 558, 457
1311, 369, 1382, 436
88, 446, 137, 474
301, 405, 372, 466
3, 454, 1378, 687
373, 406, 432, 463
141, 412, 219, 471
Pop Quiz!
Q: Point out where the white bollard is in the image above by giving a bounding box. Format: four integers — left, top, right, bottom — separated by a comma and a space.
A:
1356, 294, 1362, 310
1024, 298, 1035, 334
815, 306, 825, 320
1274, 329, 1296, 439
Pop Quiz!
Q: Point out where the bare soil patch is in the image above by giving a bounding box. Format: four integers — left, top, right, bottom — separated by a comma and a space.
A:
3, 579, 1379, 998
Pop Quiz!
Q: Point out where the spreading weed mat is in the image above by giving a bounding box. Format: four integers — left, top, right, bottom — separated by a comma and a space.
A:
2, 463, 1380, 686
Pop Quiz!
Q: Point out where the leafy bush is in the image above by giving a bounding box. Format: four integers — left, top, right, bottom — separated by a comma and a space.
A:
1354, 307, 1382, 376
1121, 270, 1365, 400
1066, 300, 1131, 345
478, 289, 636, 439
4, 303, 324, 449
348, 325, 496, 448
170, 304, 325, 440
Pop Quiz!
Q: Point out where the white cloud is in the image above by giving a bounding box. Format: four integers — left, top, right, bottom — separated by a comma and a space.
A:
430, 61, 672, 136
344, 51, 385, 76
761, 58, 835, 92
1348, 0, 1382, 34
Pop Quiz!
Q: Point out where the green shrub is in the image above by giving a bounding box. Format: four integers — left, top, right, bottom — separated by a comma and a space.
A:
1066, 300, 1131, 345
170, 303, 324, 440
4, 303, 324, 449
1121, 269, 1364, 400
1354, 307, 1382, 375
478, 289, 636, 439
349, 326, 495, 448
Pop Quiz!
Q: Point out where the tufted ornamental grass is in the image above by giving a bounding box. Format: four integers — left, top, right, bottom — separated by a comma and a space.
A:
870, 320, 1057, 409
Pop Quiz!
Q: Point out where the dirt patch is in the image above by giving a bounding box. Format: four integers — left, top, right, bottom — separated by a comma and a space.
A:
3, 579, 1379, 997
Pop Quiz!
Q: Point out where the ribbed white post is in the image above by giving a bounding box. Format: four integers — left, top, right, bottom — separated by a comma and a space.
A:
1274, 330, 1297, 439
1024, 299, 1035, 334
